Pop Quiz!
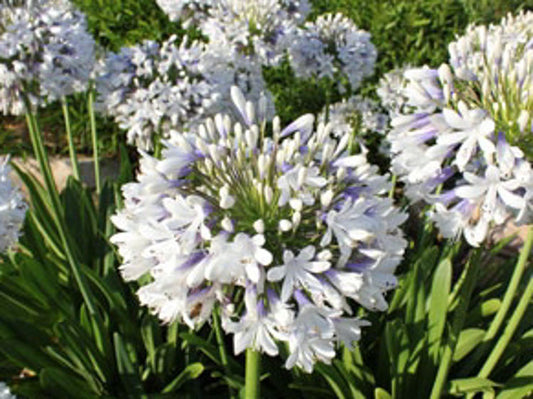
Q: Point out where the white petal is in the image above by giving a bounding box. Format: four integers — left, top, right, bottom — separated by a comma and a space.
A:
257, 328, 278, 356
231, 86, 249, 125
320, 227, 333, 247
305, 261, 331, 273
255, 248, 273, 265
437, 131, 467, 146
478, 137, 495, 157
443, 108, 469, 129
246, 262, 261, 283
234, 331, 254, 355
312, 340, 335, 359
280, 114, 315, 140
479, 118, 495, 135
252, 234, 266, 246
497, 187, 525, 209
299, 245, 316, 261
455, 185, 486, 199
455, 139, 476, 171
281, 278, 294, 303
267, 266, 287, 282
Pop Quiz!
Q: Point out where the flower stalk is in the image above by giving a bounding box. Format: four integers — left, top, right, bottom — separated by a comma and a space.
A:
463, 225, 533, 374
61, 96, 80, 181
24, 97, 96, 316
88, 87, 101, 194
477, 226, 532, 378
245, 348, 261, 399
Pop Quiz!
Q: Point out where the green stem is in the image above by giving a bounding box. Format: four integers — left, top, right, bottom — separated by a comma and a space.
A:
324, 84, 331, 123
24, 99, 96, 315
388, 174, 397, 199
245, 348, 261, 399
213, 310, 229, 369
25, 110, 61, 209
430, 248, 482, 399
464, 226, 533, 374
213, 308, 235, 398
478, 228, 532, 378
61, 97, 80, 180
88, 88, 101, 194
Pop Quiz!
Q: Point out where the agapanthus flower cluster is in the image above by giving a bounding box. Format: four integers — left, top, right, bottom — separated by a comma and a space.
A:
385, 12, 533, 246
199, 0, 310, 67
0, 158, 27, 253
155, 0, 215, 24
0, 0, 95, 115
376, 65, 411, 118
320, 96, 389, 138
95, 35, 275, 151
0, 382, 15, 399
199, 41, 275, 119
288, 13, 377, 92
111, 87, 407, 372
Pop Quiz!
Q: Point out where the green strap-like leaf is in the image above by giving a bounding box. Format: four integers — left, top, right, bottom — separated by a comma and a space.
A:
453, 328, 486, 362
427, 258, 452, 363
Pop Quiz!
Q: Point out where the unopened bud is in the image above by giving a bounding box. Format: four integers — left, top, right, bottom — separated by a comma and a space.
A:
245, 101, 255, 125
279, 219, 292, 232
219, 185, 235, 209
253, 219, 265, 234
297, 167, 306, 187
321, 189, 334, 207
221, 216, 234, 232
264, 185, 273, 204
317, 249, 332, 261
289, 198, 303, 212
336, 167, 346, 181
291, 211, 301, 227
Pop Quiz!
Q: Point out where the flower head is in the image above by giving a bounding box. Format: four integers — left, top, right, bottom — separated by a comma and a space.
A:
95, 34, 275, 150
199, 0, 308, 67
155, 0, 215, 24
384, 12, 533, 246
112, 86, 407, 372
288, 13, 376, 92
0, 0, 95, 115
319, 95, 389, 138
376, 64, 412, 118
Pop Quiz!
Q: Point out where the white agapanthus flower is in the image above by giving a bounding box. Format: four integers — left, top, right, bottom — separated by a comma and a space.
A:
95, 34, 275, 150
111, 87, 407, 372
376, 65, 412, 118
0, 158, 27, 253
0, 0, 95, 115
200, 0, 310, 67
0, 382, 16, 399
288, 13, 377, 92
319, 95, 389, 137
384, 12, 533, 246
155, 0, 215, 24
200, 42, 276, 120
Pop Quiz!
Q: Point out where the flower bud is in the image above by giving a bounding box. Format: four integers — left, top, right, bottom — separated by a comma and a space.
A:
279, 219, 292, 232
253, 219, 265, 234
221, 216, 234, 232
289, 198, 303, 212
264, 185, 273, 204
321, 189, 334, 207
219, 185, 235, 209
291, 211, 301, 227
246, 101, 255, 125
